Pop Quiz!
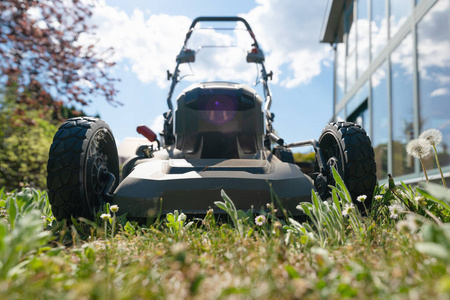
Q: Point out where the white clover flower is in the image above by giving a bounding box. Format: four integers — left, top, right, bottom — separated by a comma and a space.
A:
100, 213, 111, 221
388, 204, 404, 219
342, 203, 355, 217
406, 139, 431, 158
374, 195, 383, 201
255, 215, 266, 226
419, 129, 442, 146
356, 195, 367, 203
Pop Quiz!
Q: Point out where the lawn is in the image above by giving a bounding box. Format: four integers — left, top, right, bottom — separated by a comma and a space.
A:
1, 170, 449, 299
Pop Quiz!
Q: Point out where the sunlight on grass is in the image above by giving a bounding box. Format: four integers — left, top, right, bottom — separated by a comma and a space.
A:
0, 165, 450, 299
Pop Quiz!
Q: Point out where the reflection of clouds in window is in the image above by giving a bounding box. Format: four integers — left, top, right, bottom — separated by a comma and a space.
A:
391, 34, 414, 176
336, 43, 345, 102
390, 0, 411, 38
346, 51, 356, 92
390, 34, 414, 76
417, 0, 450, 168
371, 62, 386, 88
357, 18, 370, 76
357, 0, 369, 76
371, 62, 388, 179
371, 0, 387, 60
430, 87, 450, 97
417, 0, 450, 82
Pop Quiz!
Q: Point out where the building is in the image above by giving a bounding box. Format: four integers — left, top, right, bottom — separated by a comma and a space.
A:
321, 0, 450, 184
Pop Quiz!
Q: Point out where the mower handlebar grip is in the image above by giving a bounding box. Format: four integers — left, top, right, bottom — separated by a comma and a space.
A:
137, 125, 157, 142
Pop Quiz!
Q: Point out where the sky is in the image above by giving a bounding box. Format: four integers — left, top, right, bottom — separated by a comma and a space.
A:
81, 0, 334, 153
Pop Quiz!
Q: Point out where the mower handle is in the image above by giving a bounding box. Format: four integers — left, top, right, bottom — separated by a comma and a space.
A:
184, 16, 259, 49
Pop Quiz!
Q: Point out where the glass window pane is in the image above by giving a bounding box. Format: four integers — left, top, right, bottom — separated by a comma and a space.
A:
391, 33, 414, 177
346, 51, 356, 92
357, 0, 369, 76
371, 62, 389, 180
417, 0, 450, 170
347, 6, 356, 54
371, 0, 387, 60
336, 43, 345, 103
390, 0, 412, 38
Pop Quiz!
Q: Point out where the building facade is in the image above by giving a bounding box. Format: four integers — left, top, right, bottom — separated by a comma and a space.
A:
321, 0, 450, 183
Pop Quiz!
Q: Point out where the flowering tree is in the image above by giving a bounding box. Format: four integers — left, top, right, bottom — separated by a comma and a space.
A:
0, 0, 118, 106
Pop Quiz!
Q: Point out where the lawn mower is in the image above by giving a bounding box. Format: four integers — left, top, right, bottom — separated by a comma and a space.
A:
47, 16, 377, 220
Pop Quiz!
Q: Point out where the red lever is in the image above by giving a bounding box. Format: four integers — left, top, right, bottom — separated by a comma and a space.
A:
137, 125, 157, 142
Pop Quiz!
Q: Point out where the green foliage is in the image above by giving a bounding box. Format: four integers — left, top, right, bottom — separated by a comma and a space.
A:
293, 151, 315, 163
0, 89, 57, 190
215, 190, 247, 236
0, 188, 53, 279
286, 167, 364, 247
165, 210, 193, 233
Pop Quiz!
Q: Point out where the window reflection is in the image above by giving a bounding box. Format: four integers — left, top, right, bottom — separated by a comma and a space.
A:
391, 34, 414, 177
356, 0, 369, 76
346, 4, 356, 92
371, 0, 387, 60
371, 62, 388, 180
346, 52, 356, 92
390, 0, 411, 38
417, 0, 450, 170
336, 43, 345, 103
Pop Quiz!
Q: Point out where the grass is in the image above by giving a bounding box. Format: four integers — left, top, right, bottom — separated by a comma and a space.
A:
0, 171, 450, 299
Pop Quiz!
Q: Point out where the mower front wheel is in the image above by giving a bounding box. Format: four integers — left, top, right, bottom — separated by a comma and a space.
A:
47, 117, 119, 220
317, 121, 377, 211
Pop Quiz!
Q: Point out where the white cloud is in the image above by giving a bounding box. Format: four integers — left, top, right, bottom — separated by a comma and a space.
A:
149, 114, 165, 134
89, 0, 330, 89
430, 87, 450, 97
241, 0, 331, 87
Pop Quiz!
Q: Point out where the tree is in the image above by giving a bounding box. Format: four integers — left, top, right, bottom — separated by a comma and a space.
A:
0, 0, 119, 106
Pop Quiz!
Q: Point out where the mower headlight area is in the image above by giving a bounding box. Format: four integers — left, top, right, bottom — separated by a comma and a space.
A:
174, 83, 264, 157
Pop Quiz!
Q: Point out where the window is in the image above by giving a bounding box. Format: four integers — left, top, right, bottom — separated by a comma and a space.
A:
345, 3, 356, 92
417, 0, 450, 170
371, 0, 387, 60
371, 62, 389, 180
336, 43, 345, 103
348, 100, 369, 131
356, 0, 369, 76
390, 0, 412, 38
391, 33, 414, 177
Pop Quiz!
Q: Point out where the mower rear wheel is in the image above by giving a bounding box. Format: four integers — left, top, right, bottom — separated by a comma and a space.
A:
318, 121, 377, 212
47, 117, 119, 220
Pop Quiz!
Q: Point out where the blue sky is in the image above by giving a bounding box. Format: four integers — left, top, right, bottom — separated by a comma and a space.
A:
82, 0, 334, 153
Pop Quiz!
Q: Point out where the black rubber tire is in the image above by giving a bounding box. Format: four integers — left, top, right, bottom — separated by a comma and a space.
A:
47, 117, 119, 220
318, 121, 377, 211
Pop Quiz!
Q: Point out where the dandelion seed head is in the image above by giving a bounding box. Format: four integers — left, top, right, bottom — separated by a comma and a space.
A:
356, 195, 367, 202
419, 129, 442, 146
406, 139, 431, 158
255, 215, 266, 226
110, 205, 119, 213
